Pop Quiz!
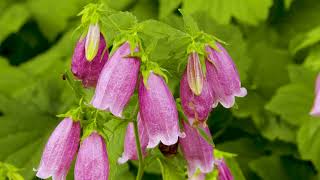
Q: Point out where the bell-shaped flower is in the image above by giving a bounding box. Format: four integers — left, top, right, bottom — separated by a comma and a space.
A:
91, 42, 140, 117
180, 71, 215, 124
71, 24, 108, 87
36, 118, 81, 180
138, 72, 184, 148
310, 74, 320, 116
205, 43, 247, 108
187, 52, 204, 95
118, 113, 149, 164
74, 132, 109, 180
180, 121, 214, 178
215, 158, 233, 180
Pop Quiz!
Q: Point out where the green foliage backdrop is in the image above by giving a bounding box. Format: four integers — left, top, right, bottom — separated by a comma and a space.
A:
1, 0, 320, 179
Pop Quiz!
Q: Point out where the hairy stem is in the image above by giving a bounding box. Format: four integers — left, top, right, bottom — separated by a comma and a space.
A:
132, 103, 144, 180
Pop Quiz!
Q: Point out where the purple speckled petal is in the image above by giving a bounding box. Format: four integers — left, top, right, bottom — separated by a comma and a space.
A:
206, 43, 247, 108
74, 132, 109, 180
187, 52, 204, 95
216, 158, 233, 180
71, 33, 108, 87
138, 72, 184, 148
36, 118, 80, 180
180, 71, 214, 124
118, 113, 149, 164
310, 74, 320, 116
91, 42, 140, 117
180, 121, 214, 177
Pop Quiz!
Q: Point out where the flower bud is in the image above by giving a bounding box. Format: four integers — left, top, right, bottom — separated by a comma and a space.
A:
180, 71, 215, 124
205, 43, 247, 108
187, 52, 204, 95
310, 74, 320, 116
74, 132, 109, 180
91, 42, 140, 117
36, 118, 80, 180
216, 158, 233, 180
85, 24, 101, 61
138, 72, 184, 148
118, 113, 149, 164
71, 27, 108, 87
180, 121, 214, 178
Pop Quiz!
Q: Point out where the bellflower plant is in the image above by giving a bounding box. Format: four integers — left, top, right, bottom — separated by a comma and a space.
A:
71, 24, 108, 87
91, 42, 140, 117
215, 158, 234, 180
36, 118, 81, 180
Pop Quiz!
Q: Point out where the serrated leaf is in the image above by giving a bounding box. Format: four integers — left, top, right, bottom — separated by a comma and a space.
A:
0, 3, 31, 43
158, 155, 187, 180
182, 0, 273, 25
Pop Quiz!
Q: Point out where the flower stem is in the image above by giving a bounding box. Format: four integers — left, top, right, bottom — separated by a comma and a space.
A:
132, 103, 144, 180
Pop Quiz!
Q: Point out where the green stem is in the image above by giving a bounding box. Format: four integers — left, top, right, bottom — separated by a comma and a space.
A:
132, 103, 144, 180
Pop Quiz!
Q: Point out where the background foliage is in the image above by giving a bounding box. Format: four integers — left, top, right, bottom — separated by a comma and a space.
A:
0, 0, 320, 179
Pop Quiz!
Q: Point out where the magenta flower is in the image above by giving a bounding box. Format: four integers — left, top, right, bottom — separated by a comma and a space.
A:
71, 26, 108, 87
36, 118, 81, 180
180, 71, 215, 124
187, 52, 204, 95
310, 74, 320, 116
180, 121, 214, 177
91, 42, 140, 117
118, 113, 149, 164
74, 132, 109, 180
205, 43, 247, 108
216, 158, 233, 180
138, 72, 184, 148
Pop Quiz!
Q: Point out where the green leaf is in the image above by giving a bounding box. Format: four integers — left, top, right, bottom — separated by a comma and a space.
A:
103, 0, 134, 10
26, 0, 87, 40
298, 119, 320, 171
159, 0, 182, 19
284, 0, 294, 9
304, 45, 320, 71
182, 0, 273, 25
0, 3, 31, 43
158, 155, 187, 180
290, 26, 320, 54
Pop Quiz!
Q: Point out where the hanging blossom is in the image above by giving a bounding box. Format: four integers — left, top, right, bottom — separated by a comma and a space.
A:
215, 158, 233, 180
138, 72, 185, 148
118, 113, 149, 164
71, 24, 108, 87
91, 42, 140, 117
180, 70, 215, 125
310, 74, 320, 116
74, 132, 109, 180
179, 120, 214, 178
205, 43, 247, 108
36, 118, 81, 180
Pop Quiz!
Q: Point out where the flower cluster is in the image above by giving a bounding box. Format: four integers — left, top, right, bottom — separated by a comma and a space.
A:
36, 5, 246, 180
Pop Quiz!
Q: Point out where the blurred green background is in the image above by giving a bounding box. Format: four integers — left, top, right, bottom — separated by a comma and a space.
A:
1, 0, 320, 179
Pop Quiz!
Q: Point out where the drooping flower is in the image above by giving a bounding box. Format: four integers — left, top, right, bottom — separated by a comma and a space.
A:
118, 113, 149, 164
205, 43, 247, 108
215, 158, 233, 180
310, 74, 320, 116
180, 71, 215, 124
36, 118, 81, 180
138, 72, 185, 148
179, 120, 214, 178
187, 52, 204, 95
74, 132, 109, 180
91, 42, 140, 117
71, 24, 108, 88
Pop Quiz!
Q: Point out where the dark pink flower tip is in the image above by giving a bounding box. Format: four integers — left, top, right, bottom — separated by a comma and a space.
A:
180, 71, 214, 124
310, 74, 320, 116
216, 159, 233, 180
138, 72, 185, 148
74, 132, 109, 180
71, 33, 108, 88
118, 113, 149, 164
91, 42, 140, 117
205, 43, 247, 108
180, 121, 214, 177
36, 118, 81, 180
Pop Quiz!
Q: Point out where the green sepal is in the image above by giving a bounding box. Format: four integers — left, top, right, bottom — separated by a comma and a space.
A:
214, 149, 237, 159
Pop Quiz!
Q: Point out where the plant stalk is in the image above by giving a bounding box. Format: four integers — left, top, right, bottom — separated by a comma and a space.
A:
132, 103, 144, 180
